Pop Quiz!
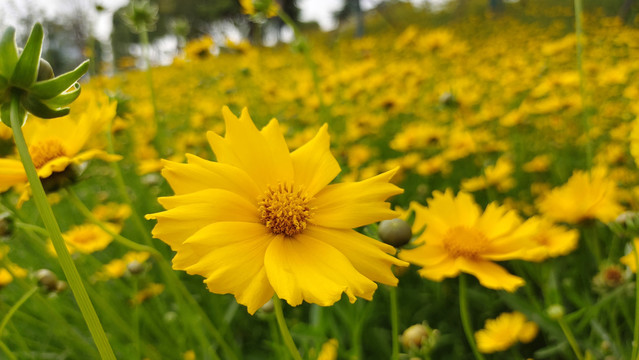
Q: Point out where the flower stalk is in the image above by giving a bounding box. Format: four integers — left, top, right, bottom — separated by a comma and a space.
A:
9, 95, 116, 360
459, 275, 485, 360
272, 295, 303, 360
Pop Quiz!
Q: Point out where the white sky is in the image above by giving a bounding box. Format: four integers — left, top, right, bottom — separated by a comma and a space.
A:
2, 0, 436, 41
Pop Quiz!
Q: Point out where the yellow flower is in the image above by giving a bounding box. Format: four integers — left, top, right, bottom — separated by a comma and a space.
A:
146, 107, 407, 314
0, 268, 12, 287
536, 167, 623, 224
132, 283, 165, 305
621, 238, 639, 272
0, 100, 121, 196
400, 190, 538, 292
475, 311, 538, 353
317, 339, 338, 360
184, 36, 214, 60
60, 224, 114, 254
520, 217, 579, 262
522, 154, 551, 173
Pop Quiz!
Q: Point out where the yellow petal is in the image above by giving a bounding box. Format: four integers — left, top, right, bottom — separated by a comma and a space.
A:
264, 234, 377, 307
37, 156, 72, 178
146, 189, 259, 250
206, 107, 293, 190
290, 124, 340, 197
456, 257, 524, 292
161, 154, 261, 201
416, 255, 460, 281
0, 159, 26, 191
304, 226, 408, 286
310, 168, 403, 229
399, 244, 449, 267
171, 222, 275, 314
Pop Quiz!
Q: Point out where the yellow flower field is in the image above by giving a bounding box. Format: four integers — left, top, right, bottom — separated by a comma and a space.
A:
1, 0, 639, 359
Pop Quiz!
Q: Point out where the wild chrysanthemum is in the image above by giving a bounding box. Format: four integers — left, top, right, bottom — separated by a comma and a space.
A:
475, 311, 538, 353
400, 190, 539, 292
536, 167, 623, 224
146, 107, 407, 314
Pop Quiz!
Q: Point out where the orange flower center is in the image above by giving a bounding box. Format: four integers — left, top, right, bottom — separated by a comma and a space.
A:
29, 139, 67, 169
442, 226, 488, 259
258, 183, 312, 237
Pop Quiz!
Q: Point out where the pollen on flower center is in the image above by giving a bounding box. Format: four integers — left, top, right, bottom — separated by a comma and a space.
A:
257, 183, 312, 237
442, 226, 489, 259
29, 139, 67, 169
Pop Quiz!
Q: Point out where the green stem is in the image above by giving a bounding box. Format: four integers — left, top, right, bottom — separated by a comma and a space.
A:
64, 187, 160, 256
459, 275, 485, 360
273, 295, 302, 360
389, 286, 400, 360
631, 240, 639, 360
573, 0, 592, 168
558, 317, 584, 360
9, 95, 116, 360
0, 341, 17, 360
0, 286, 37, 338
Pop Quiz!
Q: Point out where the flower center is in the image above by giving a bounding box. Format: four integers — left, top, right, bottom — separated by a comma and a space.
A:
29, 139, 67, 169
442, 226, 488, 259
257, 183, 312, 237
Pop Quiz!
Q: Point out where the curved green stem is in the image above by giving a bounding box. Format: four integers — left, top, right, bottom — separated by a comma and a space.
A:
389, 286, 400, 360
273, 295, 302, 360
0, 286, 37, 338
573, 0, 592, 168
558, 317, 584, 360
9, 95, 115, 360
459, 275, 485, 360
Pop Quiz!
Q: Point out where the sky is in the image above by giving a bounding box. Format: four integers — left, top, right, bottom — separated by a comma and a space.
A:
1, 0, 436, 41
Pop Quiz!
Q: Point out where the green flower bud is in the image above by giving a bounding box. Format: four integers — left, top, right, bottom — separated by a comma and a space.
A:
546, 304, 564, 320
127, 260, 145, 275
0, 212, 13, 238
379, 219, 412, 247
0, 23, 89, 127
123, 0, 159, 34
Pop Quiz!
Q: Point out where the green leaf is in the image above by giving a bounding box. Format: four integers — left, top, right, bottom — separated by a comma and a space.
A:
40, 83, 81, 108
21, 95, 69, 119
10, 23, 43, 89
29, 60, 89, 99
0, 27, 18, 78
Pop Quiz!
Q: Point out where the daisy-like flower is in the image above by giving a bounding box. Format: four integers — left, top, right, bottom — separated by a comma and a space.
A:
0, 99, 121, 198
146, 107, 407, 314
49, 224, 114, 255
400, 190, 539, 292
621, 238, 639, 272
475, 311, 538, 353
536, 167, 623, 224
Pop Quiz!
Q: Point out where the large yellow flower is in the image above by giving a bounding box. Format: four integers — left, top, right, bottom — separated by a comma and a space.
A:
536, 167, 623, 224
0, 97, 121, 195
146, 107, 407, 314
400, 190, 539, 292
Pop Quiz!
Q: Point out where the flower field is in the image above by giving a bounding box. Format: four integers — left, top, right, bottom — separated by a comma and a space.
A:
1, 1, 639, 359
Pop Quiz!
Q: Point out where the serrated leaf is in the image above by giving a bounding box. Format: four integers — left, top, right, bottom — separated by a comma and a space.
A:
29, 60, 89, 99
10, 23, 43, 89
40, 83, 81, 108
0, 27, 18, 78
21, 95, 69, 119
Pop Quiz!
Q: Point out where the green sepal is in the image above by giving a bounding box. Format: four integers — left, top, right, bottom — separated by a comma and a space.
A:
29, 60, 89, 99
40, 83, 81, 108
10, 23, 43, 89
0, 74, 8, 94
1, 100, 26, 127
21, 95, 70, 119
0, 27, 18, 78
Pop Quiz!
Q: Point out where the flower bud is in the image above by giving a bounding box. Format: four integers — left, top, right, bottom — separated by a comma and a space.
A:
546, 304, 564, 320
127, 260, 145, 275
400, 322, 439, 355
0, 212, 13, 238
260, 299, 274, 313
55, 280, 68, 293
379, 219, 412, 247
36, 58, 54, 82
34, 268, 59, 292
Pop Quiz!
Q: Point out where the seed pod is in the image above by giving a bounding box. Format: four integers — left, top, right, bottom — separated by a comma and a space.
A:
34, 269, 58, 292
